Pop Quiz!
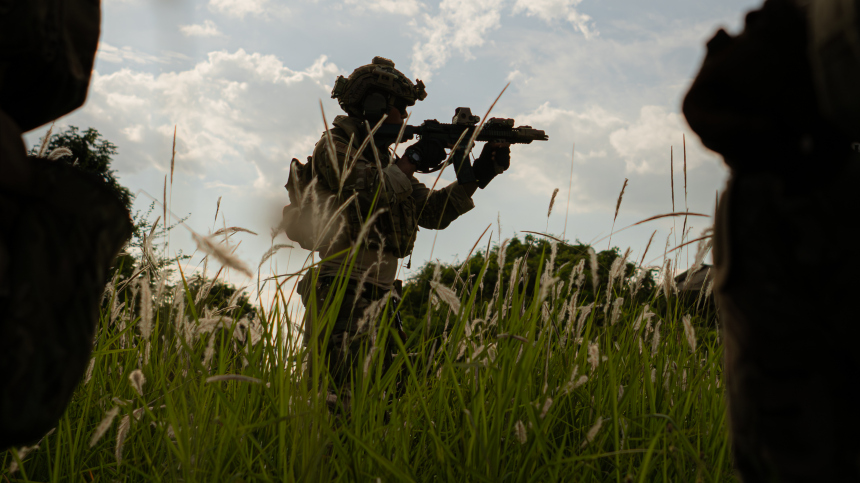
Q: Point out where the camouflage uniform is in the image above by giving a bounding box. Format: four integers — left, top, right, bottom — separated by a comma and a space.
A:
293, 58, 477, 401
684, 0, 860, 480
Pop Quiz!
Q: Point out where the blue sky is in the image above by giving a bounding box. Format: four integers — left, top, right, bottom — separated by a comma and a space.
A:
25, 0, 762, 308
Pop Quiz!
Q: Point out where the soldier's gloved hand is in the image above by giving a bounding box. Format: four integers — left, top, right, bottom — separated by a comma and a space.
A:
403, 137, 446, 172
449, 142, 477, 185
473, 142, 511, 189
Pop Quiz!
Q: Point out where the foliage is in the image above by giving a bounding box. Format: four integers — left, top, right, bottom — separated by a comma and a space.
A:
2, 237, 733, 482
400, 235, 657, 334
30, 126, 134, 213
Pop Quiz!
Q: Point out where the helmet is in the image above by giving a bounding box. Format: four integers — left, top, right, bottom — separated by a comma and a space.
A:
331, 56, 427, 121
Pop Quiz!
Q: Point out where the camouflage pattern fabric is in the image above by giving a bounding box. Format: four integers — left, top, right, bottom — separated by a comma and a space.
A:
298, 271, 403, 412
684, 0, 860, 480
310, 114, 474, 258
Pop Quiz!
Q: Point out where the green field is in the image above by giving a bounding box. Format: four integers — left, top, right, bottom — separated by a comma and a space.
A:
2, 229, 732, 482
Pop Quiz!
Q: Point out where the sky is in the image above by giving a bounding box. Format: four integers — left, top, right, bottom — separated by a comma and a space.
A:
24, 0, 763, 312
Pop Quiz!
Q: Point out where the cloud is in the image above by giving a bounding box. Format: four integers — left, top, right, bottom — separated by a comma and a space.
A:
410, 0, 503, 81
208, 0, 285, 19
180, 20, 225, 38
497, 100, 723, 219
69, 50, 341, 194
609, 105, 689, 174
97, 42, 166, 65
512, 0, 597, 39
345, 0, 423, 16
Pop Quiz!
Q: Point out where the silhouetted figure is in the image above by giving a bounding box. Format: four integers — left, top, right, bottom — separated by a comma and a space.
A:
1, 0, 132, 449
684, 0, 860, 480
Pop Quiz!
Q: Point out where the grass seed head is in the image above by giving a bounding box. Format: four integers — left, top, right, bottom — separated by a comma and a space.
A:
89, 407, 121, 448
588, 247, 599, 292
191, 232, 253, 277
514, 420, 527, 444
682, 314, 696, 352
581, 417, 603, 448
129, 369, 145, 396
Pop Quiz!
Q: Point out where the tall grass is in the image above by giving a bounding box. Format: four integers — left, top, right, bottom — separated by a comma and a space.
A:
1, 225, 731, 482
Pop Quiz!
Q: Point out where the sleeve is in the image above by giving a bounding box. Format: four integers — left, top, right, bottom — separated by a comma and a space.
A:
411, 178, 475, 230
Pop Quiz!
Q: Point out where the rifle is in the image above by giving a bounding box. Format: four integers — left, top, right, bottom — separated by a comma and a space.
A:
377, 107, 549, 172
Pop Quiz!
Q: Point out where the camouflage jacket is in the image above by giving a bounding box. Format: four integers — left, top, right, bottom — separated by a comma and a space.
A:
310, 115, 474, 258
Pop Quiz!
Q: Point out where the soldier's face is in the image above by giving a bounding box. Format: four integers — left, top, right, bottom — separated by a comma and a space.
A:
384, 105, 407, 124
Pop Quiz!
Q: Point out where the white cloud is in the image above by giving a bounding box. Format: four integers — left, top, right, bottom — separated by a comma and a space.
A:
97, 42, 166, 65
180, 20, 225, 38
410, 0, 503, 81
74, 50, 340, 192
609, 105, 689, 174
208, 0, 285, 19
512, 0, 597, 39
345, 0, 423, 16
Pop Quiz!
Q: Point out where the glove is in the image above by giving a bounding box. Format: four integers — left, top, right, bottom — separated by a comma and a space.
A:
403, 137, 447, 172
449, 142, 476, 185
473, 143, 511, 188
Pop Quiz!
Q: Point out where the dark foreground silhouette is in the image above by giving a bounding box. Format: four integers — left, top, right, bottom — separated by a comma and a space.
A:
1, 0, 132, 449
684, 0, 860, 480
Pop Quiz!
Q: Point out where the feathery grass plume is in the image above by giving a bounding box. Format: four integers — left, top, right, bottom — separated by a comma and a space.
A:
540, 398, 553, 419
205, 375, 263, 384
610, 298, 623, 325
47, 146, 72, 161
547, 188, 559, 219
682, 314, 696, 352
608, 178, 629, 248
514, 420, 527, 445
695, 267, 712, 310
139, 273, 152, 359
587, 341, 599, 372
115, 415, 131, 463
588, 247, 599, 293
203, 332, 217, 368
212, 226, 258, 238
618, 385, 625, 402
632, 304, 653, 332
356, 292, 391, 334
257, 243, 293, 293
661, 258, 674, 299
84, 358, 96, 384
639, 229, 657, 269
214, 196, 222, 225
89, 407, 120, 447
704, 278, 715, 302
191, 231, 253, 277
563, 366, 588, 393
9, 443, 41, 474
569, 258, 585, 289
129, 369, 145, 396
581, 417, 603, 448
431, 281, 461, 313
574, 303, 593, 340
37, 123, 54, 157
651, 320, 662, 355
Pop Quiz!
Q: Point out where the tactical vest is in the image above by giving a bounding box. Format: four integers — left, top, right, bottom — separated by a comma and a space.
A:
283, 122, 419, 258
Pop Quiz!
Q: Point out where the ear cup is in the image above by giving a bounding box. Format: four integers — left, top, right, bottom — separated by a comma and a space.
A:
362, 92, 388, 120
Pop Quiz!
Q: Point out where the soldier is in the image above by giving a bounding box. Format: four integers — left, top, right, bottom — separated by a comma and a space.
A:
282, 56, 511, 408
684, 0, 860, 480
